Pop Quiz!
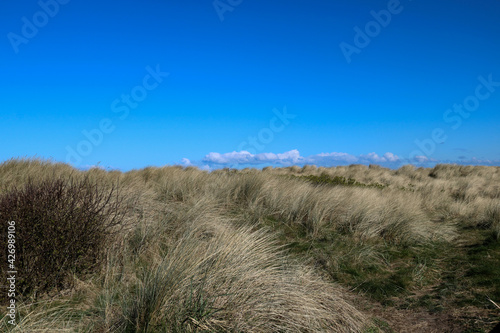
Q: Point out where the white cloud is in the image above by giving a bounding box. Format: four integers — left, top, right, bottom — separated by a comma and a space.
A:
413, 155, 429, 163
360, 152, 385, 163
383, 152, 400, 162
181, 158, 192, 166
202, 150, 303, 166
276, 149, 302, 163
309, 152, 358, 164
357, 152, 401, 164
203, 151, 255, 164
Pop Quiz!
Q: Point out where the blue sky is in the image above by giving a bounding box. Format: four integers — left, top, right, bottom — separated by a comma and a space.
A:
1, 0, 500, 170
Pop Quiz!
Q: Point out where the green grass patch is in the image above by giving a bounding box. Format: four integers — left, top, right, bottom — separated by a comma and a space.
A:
437, 230, 500, 308
363, 317, 395, 333
260, 216, 444, 303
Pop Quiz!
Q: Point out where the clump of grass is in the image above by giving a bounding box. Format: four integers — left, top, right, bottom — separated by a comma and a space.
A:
296, 173, 388, 189
0, 176, 125, 301
108, 219, 367, 332
486, 201, 500, 240
255, 176, 454, 244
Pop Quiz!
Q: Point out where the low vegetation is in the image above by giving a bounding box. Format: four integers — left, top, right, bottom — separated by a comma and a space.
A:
0, 159, 498, 332
0, 176, 125, 301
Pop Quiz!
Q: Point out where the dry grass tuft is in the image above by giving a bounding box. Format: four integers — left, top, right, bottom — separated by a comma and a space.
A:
108, 220, 366, 332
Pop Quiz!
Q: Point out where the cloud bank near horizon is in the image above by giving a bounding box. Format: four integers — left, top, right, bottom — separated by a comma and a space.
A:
180, 150, 500, 170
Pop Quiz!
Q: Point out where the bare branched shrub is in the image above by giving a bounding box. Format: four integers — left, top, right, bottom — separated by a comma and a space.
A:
0, 176, 125, 300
